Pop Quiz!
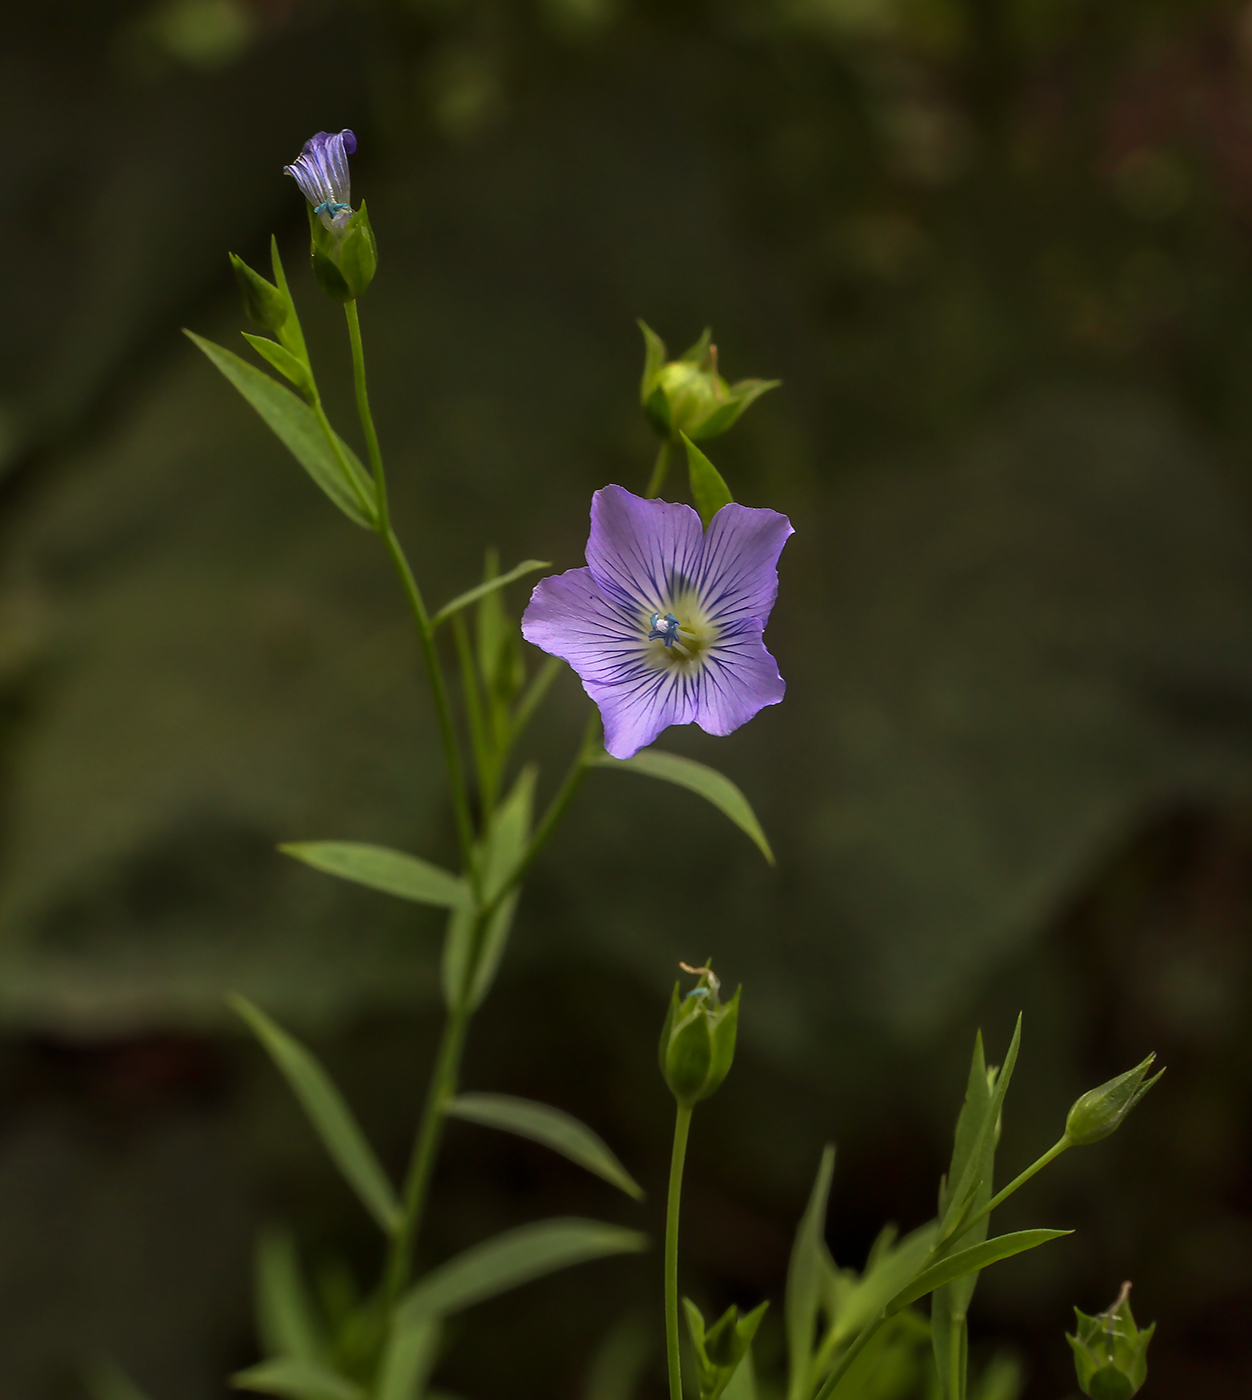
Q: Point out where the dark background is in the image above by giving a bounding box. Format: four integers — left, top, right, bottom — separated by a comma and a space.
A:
2, 0, 1251, 1396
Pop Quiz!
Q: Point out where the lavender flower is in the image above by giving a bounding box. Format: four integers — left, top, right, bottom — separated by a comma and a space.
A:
284, 130, 357, 230
522, 485, 792, 759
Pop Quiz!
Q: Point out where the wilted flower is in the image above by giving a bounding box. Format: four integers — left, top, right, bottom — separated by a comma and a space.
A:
658, 964, 740, 1108
1068, 1282, 1155, 1399
284, 129, 357, 230
521, 485, 791, 759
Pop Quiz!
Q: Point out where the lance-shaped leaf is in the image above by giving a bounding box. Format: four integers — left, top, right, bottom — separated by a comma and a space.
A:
682, 435, 734, 529
786, 1145, 835, 1400
280, 842, 468, 910
394, 1218, 647, 1328
186, 332, 377, 529
231, 997, 402, 1235
939, 1016, 1022, 1244
231, 1357, 363, 1400
432, 560, 551, 628
446, 1093, 643, 1199
885, 1230, 1071, 1315
596, 749, 773, 863
256, 1227, 322, 1363
376, 1315, 442, 1400
585, 1312, 653, 1400
442, 768, 535, 1011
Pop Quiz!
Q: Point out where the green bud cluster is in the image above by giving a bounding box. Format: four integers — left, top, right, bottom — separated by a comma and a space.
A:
309, 201, 378, 302
1068, 1283, 1155, 1398
683, 1298, 768, 1400
658, 965, 739, 1109
1065, 1054, 1163, 1147
639, 322, 779, 443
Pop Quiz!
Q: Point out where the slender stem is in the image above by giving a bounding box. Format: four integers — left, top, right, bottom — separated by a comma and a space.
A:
345, 300, 387, 512
666, 1104, 693, 1400
948, 1315, 963, 1400
342, 300, 477, 871
646, 439, 672, 498
812, 1315, 886, 1400
946, 1136, 1070, 1249
383, 1002, 471, 1306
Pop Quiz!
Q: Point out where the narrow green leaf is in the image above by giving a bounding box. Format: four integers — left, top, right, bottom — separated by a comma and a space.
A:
939, 1016, 1022, 1243
231, 1357, 364, 1400
394, 1218, 647, 1328
682, 435, 734, 529
280, 842, 468, 910
185, 332, 376, 529
270, 237, 309, 363
446, 1093, 643, 1200
595, 749, 773, 863
243, 334, 315, 400
786, 1145, 835, 1400
431, 560, 551, 628
83, 1362, 152, 1400
584, 1312, 652, 1400
376, 1315, 442, 1400
885, 1230, 1071, 1316
442, 768, 535, 1012
256, 1226, 322, 1363
231, 996, 402, 1235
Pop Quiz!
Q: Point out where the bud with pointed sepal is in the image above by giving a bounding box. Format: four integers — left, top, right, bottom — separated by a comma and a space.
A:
639, 322, 779, 443
1065, 1054, 1163, 1147
1068, 1282, 1155, 1398
682, 1297, 768, 1400
659, 964, 739, 1109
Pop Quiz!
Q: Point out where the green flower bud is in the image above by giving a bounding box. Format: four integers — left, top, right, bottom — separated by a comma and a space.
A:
1068, 1283, 1155, 1399
683, 1298, 768, 1400
230, 253, 288, 331
1065, 1054, 1163, 1147
638, 322, 779, 444
309, 201, 378, 302
659, 964, 739, 1109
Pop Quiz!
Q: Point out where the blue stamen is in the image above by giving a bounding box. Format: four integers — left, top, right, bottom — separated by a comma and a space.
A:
314, 200, 352, 219
649, 611, 681, 646
684, 988, 710, 1000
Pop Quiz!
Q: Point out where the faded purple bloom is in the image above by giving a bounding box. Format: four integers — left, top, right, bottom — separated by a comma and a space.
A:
284, 130, 357, 230
522, 485, 792, 759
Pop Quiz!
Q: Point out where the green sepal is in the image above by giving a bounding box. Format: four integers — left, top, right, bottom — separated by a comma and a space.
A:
638, 319, 667, 401
688, 379, 781, 441
242, 334, 315, 400
680, 327, 714, 363
682, 434, 734, 528
338, 202, 378, 299
231, 253, 289, 332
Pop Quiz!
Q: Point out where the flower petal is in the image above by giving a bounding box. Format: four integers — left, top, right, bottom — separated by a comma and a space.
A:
283, 130, 355, 209
695, 502, 794, 633
692, 633, 786, 737
521, 566, 694, 758
585, 485, 705, 613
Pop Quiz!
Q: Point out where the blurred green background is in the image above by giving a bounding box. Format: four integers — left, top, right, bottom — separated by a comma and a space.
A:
2, 0, 1251, 1395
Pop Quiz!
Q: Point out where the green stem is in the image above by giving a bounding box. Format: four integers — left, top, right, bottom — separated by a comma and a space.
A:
948, 1315, 963, 1400
646, 439, 672, 498
342, 300, 477, 872
479, 710, 599, 922
383, 1001, 471, 1306
812, 1316, 886, 1400
946, 1136, 1070, 1248
666, 1104, 693, 1400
